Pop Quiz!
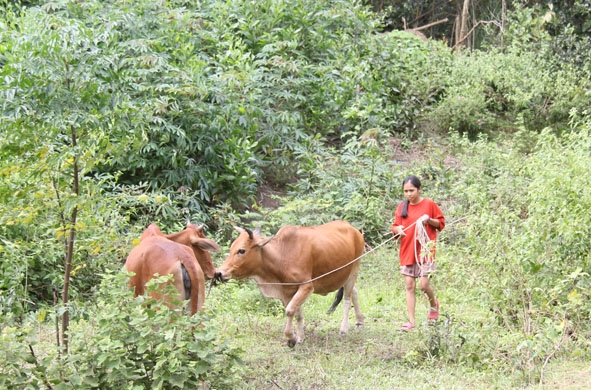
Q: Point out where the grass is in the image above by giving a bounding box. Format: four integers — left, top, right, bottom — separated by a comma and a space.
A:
202, 245, 533, 389
27, 245, 589, 389
200, 247, 591, 389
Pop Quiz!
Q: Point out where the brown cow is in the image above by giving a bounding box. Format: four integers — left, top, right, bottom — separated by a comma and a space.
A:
124, 223, 219, 314
163, 222, 218, 280
214, 220, 365, 347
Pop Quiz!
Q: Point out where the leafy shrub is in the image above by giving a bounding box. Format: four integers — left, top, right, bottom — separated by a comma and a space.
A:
442, 115, 591, 383
348, 30, 450, 137
0, 163, 134, 312
428, 6, 591, 137
0, 272, 244, 389
237, 134, 399, 244
0, 312, 51, 389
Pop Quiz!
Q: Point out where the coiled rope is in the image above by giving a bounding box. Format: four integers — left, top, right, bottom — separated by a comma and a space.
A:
414, 218, 435, 272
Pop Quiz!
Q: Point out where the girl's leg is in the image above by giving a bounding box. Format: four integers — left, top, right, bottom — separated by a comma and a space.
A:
420, 276, 439, 320
404, 275, 417, 325
419, 276, 437, 308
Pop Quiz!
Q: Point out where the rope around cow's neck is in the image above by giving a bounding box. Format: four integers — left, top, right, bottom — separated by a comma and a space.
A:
208, 217, 467, 289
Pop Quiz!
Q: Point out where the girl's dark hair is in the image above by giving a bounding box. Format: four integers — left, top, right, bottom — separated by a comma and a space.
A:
401, 176, 422, 218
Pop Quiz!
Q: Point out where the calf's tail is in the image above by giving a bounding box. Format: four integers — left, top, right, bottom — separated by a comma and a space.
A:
326, 287, 344, 314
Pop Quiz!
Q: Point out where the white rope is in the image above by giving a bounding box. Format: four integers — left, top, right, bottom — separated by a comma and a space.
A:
209, 217, 466, 290
414, 219, 434, 273
253, 221, 421, 287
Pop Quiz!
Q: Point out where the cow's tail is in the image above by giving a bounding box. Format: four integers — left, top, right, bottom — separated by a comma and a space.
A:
180, 263, 191, 301
326, 287, 344, 314
179, 258, 205, 315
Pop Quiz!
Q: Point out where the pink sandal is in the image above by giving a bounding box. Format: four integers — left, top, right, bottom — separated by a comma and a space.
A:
428, 299, 440, 320
399, 322, 415, 332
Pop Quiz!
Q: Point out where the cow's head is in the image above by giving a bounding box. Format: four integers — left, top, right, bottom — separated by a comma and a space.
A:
165, 222, 220, 280
214, 226, 274, 284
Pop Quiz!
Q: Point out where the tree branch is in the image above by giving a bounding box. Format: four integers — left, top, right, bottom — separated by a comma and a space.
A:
453, 20, 503, 49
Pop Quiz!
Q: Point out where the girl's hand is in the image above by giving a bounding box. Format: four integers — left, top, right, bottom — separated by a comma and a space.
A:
391, 225, 406, 237
419, 214, 430, 224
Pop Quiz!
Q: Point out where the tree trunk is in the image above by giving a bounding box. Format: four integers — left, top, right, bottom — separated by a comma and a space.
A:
501, 0, 506, 47
60, 119, 79, 354
459, 0, 471, 49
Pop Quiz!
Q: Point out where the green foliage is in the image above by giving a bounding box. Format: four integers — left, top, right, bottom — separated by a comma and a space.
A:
0, 272, 244, 389
441, 116, 591, 383
1, 0, 437, 208
0, 315, 56, 389
237, 133, 399, 244
0, 162, 132, 313
426, 4, 591, 138
346, 30, 449, 137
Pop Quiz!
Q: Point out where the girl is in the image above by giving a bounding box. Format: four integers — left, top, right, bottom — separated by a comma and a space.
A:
391, 175, 445, 331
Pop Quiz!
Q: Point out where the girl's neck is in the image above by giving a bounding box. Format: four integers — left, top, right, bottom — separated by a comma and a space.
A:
410, 196, 424, 205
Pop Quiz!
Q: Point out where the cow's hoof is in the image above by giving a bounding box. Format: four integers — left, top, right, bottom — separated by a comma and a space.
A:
287, 339, 296, 348
356, 323, 364, 329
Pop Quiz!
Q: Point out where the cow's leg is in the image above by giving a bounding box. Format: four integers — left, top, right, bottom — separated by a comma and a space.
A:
281, 297, 298, 348
294, 306, 305, 344
351, 286, 364, 328
284, 284, 314, 348
340, 296, 352, 335
340, 282, 364, 335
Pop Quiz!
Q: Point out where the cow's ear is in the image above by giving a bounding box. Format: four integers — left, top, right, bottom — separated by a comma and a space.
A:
258, 235, 274, 248
192, 237, 220, 252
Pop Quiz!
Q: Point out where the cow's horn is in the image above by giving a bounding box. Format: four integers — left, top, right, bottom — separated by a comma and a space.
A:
244, 227, 254, 240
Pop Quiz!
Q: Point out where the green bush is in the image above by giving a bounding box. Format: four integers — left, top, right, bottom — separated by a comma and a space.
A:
237, 134, 398, 244
442, 116, 591, 383
0, 272, 244, 389
427, 6, 591, 137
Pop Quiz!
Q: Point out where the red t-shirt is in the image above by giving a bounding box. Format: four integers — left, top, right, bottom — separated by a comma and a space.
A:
392, 198, 445, 266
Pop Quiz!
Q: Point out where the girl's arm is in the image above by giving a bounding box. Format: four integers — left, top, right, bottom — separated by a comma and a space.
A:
424, 217, 440, 229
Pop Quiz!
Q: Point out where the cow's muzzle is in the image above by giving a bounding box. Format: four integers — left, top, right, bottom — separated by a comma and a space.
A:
212, 271, 227, 286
